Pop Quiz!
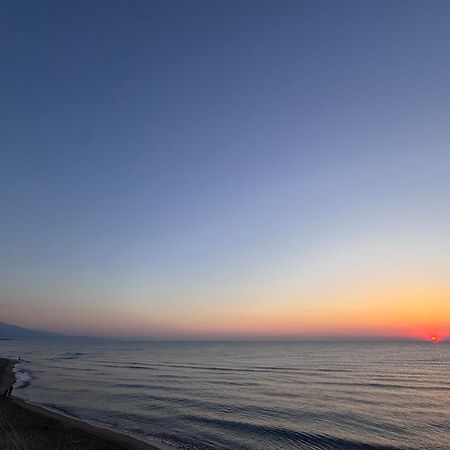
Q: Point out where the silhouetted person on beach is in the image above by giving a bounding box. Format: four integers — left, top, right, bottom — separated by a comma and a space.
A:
3, 385, 13, 397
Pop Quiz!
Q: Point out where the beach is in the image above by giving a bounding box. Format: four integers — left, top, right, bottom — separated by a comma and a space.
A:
0, 358, 163, 450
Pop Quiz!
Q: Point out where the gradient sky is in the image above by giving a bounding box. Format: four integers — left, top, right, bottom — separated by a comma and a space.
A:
1, 1, 449, 338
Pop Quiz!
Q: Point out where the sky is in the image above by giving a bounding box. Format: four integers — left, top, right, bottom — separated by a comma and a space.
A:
1, 1, 449, 339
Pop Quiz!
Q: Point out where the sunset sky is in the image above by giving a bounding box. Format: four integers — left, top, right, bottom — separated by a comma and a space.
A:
1, 1, 449, 339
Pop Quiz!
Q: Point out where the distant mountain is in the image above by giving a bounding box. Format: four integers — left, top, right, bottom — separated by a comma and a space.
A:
0, 321, 66, 339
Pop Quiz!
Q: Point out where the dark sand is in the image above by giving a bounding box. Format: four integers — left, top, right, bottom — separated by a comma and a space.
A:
0, 358, 15, 396
0, 358, 165, 450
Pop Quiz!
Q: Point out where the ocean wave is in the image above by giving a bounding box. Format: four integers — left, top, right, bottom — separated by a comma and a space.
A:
53, 352, 87, 360
101, 363, 158, 370
146, 433, 212, 450
13, 364, 32, 389
183, 416, 408, 450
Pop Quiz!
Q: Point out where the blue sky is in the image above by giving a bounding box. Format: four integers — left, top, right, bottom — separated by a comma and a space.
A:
1, 1, 449, 336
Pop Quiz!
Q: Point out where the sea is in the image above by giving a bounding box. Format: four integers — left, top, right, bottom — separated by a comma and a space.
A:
1, 339, 449, 450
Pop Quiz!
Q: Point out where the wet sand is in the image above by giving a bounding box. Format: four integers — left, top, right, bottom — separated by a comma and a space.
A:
0, 358, 165, 450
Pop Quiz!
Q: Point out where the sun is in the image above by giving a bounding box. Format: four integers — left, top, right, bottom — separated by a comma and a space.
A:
431, 336, 438, 343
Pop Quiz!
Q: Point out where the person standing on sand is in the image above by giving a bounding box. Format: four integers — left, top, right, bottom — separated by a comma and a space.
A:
3, 385, 12, 397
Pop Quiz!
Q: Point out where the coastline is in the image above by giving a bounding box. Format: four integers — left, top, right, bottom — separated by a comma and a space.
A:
0, 358, 169, 450
0, 358, 15, 395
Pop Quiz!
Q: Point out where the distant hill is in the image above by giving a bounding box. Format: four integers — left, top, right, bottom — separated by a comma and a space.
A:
0, 322, 66, 339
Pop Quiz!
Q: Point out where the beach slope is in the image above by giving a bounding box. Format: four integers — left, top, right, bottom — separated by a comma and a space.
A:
0, 358, 162, 450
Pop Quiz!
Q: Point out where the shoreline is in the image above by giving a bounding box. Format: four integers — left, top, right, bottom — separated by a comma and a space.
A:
0, 358, 170, 450
0, 357, 16, 396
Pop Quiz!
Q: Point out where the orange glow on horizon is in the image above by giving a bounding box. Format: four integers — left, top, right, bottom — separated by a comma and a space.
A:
5, 281, 450, 339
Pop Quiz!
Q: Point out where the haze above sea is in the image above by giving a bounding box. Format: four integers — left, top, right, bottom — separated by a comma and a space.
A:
2, 339, 449, 450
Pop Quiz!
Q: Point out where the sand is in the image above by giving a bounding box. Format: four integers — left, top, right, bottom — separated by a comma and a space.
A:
0, 358, 166, 450
0, 358, 15, 397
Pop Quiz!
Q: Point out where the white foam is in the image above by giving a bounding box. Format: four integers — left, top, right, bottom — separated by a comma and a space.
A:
13, 363, 32, 389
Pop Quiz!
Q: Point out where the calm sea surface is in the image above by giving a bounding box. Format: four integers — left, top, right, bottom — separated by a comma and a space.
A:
1, 340, 449, 449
